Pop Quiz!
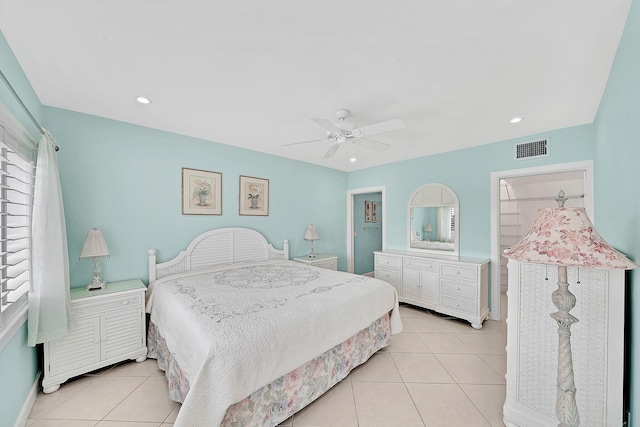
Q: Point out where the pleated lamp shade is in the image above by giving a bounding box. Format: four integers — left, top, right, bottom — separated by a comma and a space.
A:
79, 228, 110, 259
304, 224, 319, 241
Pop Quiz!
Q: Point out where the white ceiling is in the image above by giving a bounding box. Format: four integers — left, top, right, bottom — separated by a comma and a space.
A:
0, 1, 631, 172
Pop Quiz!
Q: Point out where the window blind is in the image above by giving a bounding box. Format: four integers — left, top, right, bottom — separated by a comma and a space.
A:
0, 122, 36, 334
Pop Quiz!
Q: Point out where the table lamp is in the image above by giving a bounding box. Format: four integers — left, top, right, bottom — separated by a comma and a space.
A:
304, 224, 319, 258
80, 228, 110, 291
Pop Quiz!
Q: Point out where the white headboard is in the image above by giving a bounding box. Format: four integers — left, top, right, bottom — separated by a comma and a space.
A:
148, 227, 289, 282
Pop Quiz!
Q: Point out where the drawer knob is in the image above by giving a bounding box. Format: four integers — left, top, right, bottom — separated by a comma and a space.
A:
122, 300, 129, 306
456, 271, 460, 275
457, 286, 461, 290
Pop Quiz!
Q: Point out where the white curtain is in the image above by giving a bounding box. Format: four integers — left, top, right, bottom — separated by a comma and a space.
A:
28, 130, 70, 346
436, 207, 453, 243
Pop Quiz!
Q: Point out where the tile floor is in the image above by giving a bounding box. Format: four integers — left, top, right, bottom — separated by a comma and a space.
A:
27, 295, 507, 427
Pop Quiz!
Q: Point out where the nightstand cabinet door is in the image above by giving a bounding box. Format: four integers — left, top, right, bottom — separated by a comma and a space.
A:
47, 316, 101, 378
102, 304, 144, 360
42, 279, 147, 393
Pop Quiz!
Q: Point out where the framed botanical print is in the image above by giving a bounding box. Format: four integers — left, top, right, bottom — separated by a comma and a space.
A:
365, 200, 372, 223
182, 168, 222, 215
239, 175, 269, 216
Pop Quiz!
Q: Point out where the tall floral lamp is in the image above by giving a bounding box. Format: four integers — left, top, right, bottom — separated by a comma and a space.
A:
503, 206, 637, 427
79, 228, 110, 291
304, 224, 319, 258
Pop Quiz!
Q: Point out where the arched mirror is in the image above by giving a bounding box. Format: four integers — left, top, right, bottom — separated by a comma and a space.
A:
408, 183, 459, 256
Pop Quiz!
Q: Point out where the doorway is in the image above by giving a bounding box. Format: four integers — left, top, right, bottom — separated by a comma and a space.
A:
347, 186, 386, 274
489, 160, 593, 321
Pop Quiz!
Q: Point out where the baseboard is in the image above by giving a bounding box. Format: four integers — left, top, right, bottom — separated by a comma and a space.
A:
14, 370, 40, 427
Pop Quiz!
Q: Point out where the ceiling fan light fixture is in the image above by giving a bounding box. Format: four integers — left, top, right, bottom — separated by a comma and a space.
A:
510, 116, 522, 124
136, 96, 152, 104
350, 158, 357, 163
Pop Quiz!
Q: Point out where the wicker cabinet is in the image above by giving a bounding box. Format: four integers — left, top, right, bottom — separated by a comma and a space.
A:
374, 251, 489, 329
504, 260, 625, 426
42, 279, 147, 393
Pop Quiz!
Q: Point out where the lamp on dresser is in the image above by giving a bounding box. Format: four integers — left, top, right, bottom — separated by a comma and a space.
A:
503, 206, 637, 427
304, 224, 319, 258
79, 228, 110, 291
423, 223, 432, 241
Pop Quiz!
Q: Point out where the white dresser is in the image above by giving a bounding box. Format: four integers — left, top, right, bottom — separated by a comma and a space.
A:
42, 279, 148, 393
374, 250, 489, 329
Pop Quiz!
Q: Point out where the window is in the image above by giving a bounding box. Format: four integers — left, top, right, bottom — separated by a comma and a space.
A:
0, 118, 36, 348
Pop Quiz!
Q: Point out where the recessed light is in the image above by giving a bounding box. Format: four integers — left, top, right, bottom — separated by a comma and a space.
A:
510, 117, 522, 124
349, 158, 357, 163
136, 96, 152, 104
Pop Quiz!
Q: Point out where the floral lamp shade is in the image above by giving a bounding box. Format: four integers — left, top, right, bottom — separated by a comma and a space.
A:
503, 207, 637, 270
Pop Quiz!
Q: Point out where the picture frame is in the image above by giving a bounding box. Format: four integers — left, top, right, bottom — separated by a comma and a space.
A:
239, 175, 269, 216
372, 201, 378, 223
182, 168, 222, 215
365, 200, 372, 223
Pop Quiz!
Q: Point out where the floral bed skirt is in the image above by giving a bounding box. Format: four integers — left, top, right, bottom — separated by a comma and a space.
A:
147, 312, 392, 426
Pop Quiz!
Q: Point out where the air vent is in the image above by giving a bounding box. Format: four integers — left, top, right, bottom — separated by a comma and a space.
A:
514, 139, 549, 160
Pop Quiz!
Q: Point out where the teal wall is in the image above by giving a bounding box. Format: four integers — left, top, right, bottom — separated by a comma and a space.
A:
593, 0, 640, 419
348, 124, 594, 260
0, 31, 40, 427
43, 108, 348, 287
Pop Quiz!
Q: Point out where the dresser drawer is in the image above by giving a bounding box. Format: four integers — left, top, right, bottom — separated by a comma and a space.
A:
313, 258, 337, 270
375, 267, 401, 285
72, 293, 143, 318
440, 295, 477, 315
376, 254, 402, 270
440, 279, 477, 299
440, 263, 477, 281
403, 257, 438, 272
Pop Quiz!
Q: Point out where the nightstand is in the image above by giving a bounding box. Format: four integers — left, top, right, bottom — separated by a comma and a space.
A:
293, 254, 338, 270
42, 279, 148, 393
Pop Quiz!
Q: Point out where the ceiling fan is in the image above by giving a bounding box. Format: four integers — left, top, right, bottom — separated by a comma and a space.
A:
283, 108, 405, 159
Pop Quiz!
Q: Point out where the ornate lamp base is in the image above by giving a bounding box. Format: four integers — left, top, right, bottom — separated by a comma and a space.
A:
550, 265, 580, 427
87, 256, 107, 291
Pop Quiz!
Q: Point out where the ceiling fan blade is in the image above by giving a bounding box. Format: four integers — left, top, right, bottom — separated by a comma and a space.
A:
323, 143, 341, 159
311, 118, 341, 133
358, 138, 391, 152
282, 139, 325, 147
357, 118, 405, 136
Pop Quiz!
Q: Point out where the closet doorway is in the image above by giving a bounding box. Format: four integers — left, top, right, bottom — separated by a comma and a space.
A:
489, 160, 593, 321
347, 186, 386, 274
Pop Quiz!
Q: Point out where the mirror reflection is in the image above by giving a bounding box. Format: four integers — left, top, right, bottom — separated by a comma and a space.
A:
407, 183, 459, 255
410, 207, 456, 251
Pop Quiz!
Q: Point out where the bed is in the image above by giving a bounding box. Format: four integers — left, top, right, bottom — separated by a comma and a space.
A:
410, 240, 455, 251
145, 227, 402, 426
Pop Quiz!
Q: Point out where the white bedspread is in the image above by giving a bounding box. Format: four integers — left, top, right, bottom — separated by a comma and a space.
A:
146, 259, 401, 427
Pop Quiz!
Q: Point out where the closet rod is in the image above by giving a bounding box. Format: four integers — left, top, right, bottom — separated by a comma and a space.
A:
0, 69, 59, 151
502, 194, 584, 202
